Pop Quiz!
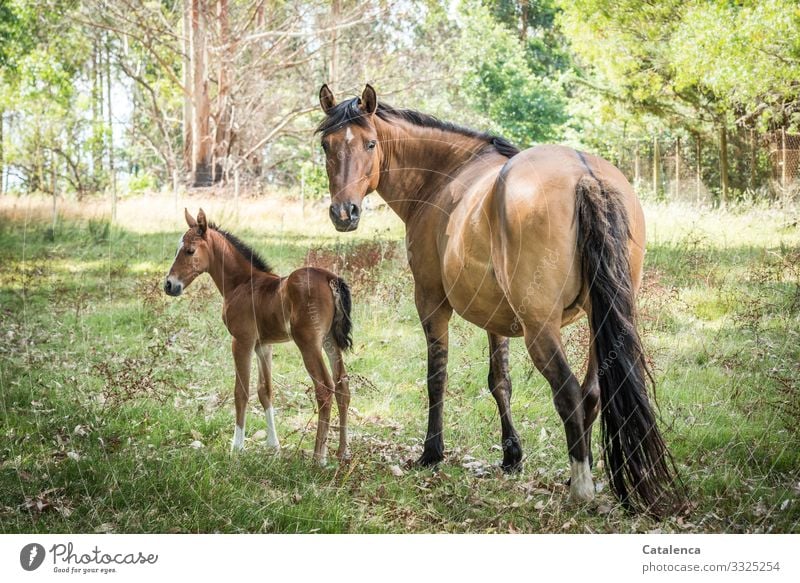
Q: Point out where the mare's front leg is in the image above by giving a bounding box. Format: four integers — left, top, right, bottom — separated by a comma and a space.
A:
231, 337, 255, 451
488, 333, 523, 471
415, 289, 453, 467
256, 344, 280, 449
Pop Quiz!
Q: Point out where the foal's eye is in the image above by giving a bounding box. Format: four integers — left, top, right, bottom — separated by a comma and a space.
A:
186, 249, 195, 256
366, 140, 377, 150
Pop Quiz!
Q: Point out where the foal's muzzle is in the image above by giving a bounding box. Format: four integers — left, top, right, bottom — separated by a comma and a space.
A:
329, 202, 360, 232
164, 277, 183, 297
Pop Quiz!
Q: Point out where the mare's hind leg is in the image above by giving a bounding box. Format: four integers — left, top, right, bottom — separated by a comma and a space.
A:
487, 333, 522, 471
295, 335, 336, 464
255, 344, 280, 449
231, 337, 255, 451
324, 337, 350, 460
524, 323, 594, 503
581, 345, 600, 469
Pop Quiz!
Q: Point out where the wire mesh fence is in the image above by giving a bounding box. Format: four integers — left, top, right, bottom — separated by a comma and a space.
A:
610, 129, 800, 205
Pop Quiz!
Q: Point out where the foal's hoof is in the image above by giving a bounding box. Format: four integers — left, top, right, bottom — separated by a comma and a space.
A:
501, 438, 523, 473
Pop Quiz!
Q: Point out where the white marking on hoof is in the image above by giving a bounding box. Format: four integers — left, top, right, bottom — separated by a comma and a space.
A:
569, 457, 595, 503
345, 127, 354, 143
231, 424, 245, 451
264, 406, 280, 449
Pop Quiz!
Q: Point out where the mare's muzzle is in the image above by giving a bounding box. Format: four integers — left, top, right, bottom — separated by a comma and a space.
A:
164, 277, 183, 297
329, 202, 360, 232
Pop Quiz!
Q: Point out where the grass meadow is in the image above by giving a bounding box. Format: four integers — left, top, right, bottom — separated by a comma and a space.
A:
1, 193, 798, 533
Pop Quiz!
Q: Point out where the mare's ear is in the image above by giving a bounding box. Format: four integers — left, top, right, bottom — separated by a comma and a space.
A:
185, 208, 198, 229
319, 84, 336, 114
196, 208, 208, 236
360, 84, 378, 115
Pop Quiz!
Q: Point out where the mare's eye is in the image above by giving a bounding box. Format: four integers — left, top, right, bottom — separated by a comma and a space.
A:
366, 140, 377, 150
321, 141, 330, 152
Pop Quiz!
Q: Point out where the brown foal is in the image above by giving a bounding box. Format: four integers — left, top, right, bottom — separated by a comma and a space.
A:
164, 209, 353, 463
317, 85, 682, 515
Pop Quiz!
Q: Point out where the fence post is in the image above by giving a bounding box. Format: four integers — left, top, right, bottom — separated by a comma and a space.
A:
781, 127, 787, 191
696, 136, 702, 204
653, 136, 661, 198
675, 136, 681, 198
720, 125, 729, 206
634, 141, 641, 187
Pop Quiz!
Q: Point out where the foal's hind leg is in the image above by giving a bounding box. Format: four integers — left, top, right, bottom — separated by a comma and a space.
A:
255, 344, 280, 449
324, 337, 350, 461
524, 324, 594, 503
487, 333, 522, 471
295, 335, 336, 464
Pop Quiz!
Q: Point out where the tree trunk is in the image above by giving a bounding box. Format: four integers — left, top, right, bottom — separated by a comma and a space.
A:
213, 0, 231, 184
329, 0, 341, 88
92, 40, 103, 182
720, 125, 729, 205
106, 37, 117, 219
191, 0, 212, 186
520, 0, 529, 41
182, 0, 193, 181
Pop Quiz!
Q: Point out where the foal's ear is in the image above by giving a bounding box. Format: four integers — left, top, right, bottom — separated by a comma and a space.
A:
360, 84, 378, 115
319, 84, 336, 114
196, 208, 208, 236
185, 208, 198, 229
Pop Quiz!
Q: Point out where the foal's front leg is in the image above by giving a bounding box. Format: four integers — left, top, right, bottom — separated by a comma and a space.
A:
256, 344, 280, 449
231, 337, 255, 451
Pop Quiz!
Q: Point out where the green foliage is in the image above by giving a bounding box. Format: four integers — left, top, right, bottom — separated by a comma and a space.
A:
126, 171, 159, 194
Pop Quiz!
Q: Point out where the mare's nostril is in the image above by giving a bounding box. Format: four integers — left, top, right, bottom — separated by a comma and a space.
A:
349, 204, 360, 219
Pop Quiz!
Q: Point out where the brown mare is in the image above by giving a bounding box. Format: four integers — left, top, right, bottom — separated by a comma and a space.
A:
317, 85, 681, 514
164, 209, 353, 463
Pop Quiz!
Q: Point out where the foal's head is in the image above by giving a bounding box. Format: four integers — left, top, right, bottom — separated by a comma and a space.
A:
317, 84, 381, 232
164, 208, 212, 297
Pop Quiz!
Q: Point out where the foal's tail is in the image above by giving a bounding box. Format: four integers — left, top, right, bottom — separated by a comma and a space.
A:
575, 176, 682, 517
330, 277, 353, 351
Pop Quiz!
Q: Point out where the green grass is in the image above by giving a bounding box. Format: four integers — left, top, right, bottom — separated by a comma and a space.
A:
1, 196, 799, 533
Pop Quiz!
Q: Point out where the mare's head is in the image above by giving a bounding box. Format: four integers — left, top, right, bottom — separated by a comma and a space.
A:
164, 208, 212, 297
317, 84, 382, 232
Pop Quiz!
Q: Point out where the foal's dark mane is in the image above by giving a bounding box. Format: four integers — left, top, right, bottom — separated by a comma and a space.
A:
209, 223, 272, 273
317, 98, 520, 159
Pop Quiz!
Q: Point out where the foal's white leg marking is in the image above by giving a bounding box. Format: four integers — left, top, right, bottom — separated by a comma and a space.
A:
231, 424, 245, 451
344, 127, 354, 143
569, 457, 595, 502
264, 406, 280, 449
